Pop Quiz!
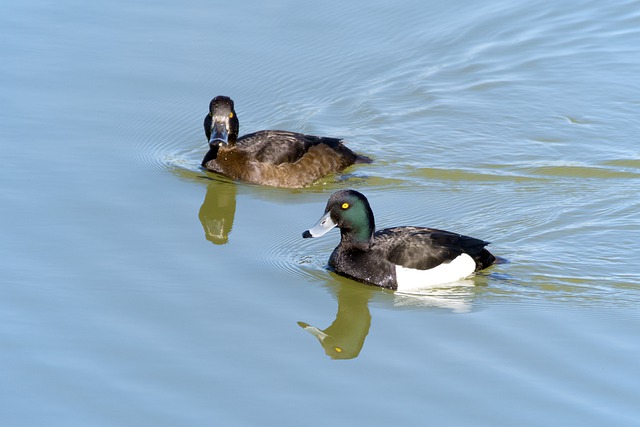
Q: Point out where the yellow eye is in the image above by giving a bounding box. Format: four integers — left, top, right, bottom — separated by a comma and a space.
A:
334, 347, 343, 353
229, 112, 234, 118
341, 203, 349, 209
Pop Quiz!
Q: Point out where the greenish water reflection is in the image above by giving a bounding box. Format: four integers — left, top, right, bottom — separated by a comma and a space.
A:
298, 275, 478, 359
198, 178, 238, 245
169, 166, 240, 245
298, 283, 374, 359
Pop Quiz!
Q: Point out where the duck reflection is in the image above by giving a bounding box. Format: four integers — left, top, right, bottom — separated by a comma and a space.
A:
299, 277, 478, 359
168, 165, 239, 245
198, 177, 237, 245
391, 283, 476, 313
298, 282, 374, 360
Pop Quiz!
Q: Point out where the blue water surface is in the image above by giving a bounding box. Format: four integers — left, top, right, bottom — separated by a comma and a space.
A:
1, 0, 639, 426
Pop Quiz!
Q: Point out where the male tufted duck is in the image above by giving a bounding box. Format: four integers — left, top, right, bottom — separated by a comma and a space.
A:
303, 190, 496, 290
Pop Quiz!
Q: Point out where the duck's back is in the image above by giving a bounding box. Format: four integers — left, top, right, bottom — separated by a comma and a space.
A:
328, 226, 496, 289
375, 227, 495, 271
237, 130, 352, 165
209, 130, 369, 188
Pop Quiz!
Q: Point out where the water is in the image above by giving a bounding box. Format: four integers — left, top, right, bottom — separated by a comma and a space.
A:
2, 0, 640, 425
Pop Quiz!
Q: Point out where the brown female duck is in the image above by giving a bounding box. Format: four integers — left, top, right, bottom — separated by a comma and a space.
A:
202, 96, 370, 188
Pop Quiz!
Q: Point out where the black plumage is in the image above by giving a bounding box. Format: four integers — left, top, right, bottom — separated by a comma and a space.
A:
303, 190, 496, 290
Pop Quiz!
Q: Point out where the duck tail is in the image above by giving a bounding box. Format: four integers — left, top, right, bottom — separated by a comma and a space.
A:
353, 153, 373, 164
475, 248, 497, 271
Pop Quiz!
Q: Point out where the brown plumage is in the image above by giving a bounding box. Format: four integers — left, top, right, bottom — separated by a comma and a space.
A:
201, 96, 371, 188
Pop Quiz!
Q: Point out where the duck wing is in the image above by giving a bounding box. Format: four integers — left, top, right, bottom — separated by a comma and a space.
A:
375, 227, 494, 270
236, 130, 341, 165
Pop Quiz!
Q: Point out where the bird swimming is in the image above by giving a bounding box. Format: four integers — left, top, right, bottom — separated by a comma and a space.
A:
202, 96, 370, 188
303, 189, 496, 290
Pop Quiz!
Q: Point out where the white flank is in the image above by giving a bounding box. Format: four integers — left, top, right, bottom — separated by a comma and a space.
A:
395, 253, 477, 291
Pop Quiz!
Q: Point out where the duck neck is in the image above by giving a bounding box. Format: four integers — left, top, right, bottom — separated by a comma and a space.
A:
202, 145, 219, 166
341, 230, 372, 251
227, 134, 238, 146
340, 217, 374, 251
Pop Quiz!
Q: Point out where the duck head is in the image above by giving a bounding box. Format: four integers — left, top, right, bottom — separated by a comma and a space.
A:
202, 96, 240, 164
303, 189, 375, 249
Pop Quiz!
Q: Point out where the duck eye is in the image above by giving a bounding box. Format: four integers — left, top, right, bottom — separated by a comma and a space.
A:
229, 112, 234, 118
341, 203, 349, 209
